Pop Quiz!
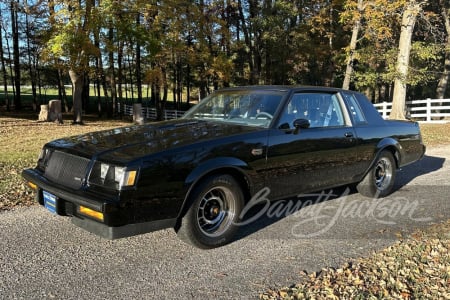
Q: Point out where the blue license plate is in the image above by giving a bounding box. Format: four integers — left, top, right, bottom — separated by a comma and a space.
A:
43, 191, 57, 214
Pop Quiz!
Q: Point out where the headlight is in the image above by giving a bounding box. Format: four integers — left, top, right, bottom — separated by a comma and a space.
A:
38, 148, 47, 161
37, 148, 51, 170
89, 162, 137, 190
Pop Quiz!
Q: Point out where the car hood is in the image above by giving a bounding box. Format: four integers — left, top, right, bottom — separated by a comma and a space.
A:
46, 119, 261, 163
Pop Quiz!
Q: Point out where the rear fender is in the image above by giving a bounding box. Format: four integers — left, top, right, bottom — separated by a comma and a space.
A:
376, 138, 402, 167
361, 138, 402, 179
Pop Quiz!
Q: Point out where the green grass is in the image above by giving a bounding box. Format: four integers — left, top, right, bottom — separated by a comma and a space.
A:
0, 113, 130, 209
0, 86, 188, 108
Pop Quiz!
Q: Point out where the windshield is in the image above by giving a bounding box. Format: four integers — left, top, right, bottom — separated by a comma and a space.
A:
183, 90, 285, 128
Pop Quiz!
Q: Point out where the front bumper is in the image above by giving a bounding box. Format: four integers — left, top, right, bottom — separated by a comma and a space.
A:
22, 168, 109, 212
22, 168, 176, 239
71, 215, 177, 239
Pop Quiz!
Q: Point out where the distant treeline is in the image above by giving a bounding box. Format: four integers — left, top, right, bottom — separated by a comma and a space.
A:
0, 1, 449, 122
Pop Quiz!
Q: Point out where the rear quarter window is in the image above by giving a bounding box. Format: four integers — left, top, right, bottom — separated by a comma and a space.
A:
342, 92, 367, 125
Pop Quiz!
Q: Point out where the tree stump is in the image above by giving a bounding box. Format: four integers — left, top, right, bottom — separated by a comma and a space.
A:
133, 103, 144, 125
49, 100, 63, 124
38, 105, 49, 122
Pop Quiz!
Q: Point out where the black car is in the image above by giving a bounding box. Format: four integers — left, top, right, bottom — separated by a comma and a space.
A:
22, 86, 426, 248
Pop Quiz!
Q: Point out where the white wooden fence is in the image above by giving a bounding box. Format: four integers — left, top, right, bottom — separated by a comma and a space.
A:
120, 104, 185, 120
121, 98, 450, 123
373, 99, 450, 123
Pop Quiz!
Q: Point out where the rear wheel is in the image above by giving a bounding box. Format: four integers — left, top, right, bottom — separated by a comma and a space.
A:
357, 150, 396, 198
176, 174, 244, 249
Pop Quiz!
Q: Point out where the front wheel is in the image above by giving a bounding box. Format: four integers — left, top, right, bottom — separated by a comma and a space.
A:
176, 174, 244, 249
357, 150, 396, 198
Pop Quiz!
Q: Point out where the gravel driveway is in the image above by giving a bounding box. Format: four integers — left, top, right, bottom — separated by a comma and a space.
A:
1, 146, 449, 299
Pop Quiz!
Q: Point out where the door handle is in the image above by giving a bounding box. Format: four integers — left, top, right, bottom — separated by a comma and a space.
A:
344, 132, 354, 138
251, 148, 264, 156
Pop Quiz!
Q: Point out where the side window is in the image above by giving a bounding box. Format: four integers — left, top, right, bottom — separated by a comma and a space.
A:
277, 92, 345, 129
343, 93, 367, 124
323, 94, 345, 127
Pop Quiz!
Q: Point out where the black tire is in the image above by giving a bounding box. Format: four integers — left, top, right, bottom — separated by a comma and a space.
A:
176, 174, 244, 249
357, 150, 396, 198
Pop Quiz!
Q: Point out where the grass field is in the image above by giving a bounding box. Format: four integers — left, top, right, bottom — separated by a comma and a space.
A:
0, 113, 130, 208
0, 86, 188, 112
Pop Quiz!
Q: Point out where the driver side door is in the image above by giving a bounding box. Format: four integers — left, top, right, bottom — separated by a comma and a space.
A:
265, 91, 359, 199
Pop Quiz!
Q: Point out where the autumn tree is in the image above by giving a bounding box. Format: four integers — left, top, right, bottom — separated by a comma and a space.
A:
390, 1, 424, 120
339, 0, 440, 105
3, 0, 449, 119
98, 0, 139, 116
23, 0, 45, 111
436, 0, 450, 99
341, 0, 364, 90
43, 0, 99, 124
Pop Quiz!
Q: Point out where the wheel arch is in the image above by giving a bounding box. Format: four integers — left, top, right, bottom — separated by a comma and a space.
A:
175, 158, 252, 226
376, 138, 402, 169
358, 138, 401, 182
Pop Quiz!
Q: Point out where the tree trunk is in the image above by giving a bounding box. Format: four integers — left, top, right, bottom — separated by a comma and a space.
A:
342, 0, 363, 90
69, 69, 84, 124
237, 0, 255, 84
57, 68, 69, 112
107, 28, 116, 117
94, 28, 107, 117
117, 40, 124, 116
48, 0, 67, 112
0, 10, 10, 111
6, 27, 15, 110
82, 73, 89, 114
127, 53, 135, 100
390, 2, 421, 120
24, 0, 38, 111
11, 1, 21, 110
109, 49, 116, 117
172, 51, 177, 104
436, 5, 450, 99
153, 81, 162, 120
162, 65, 168, 114
136, 13, 143, 104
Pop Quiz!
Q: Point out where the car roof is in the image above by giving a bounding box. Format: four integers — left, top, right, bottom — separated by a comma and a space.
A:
216, 85, 348, 93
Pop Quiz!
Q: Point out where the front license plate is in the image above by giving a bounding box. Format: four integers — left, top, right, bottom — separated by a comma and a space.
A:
43, 191, 57, 214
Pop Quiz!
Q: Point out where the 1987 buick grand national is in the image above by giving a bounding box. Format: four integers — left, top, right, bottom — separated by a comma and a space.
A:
23, 86, 425, 248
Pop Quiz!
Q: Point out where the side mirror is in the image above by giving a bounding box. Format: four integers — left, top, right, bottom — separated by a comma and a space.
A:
278, 122, 291, 130
293, 118, 310, 129
293, 118, 310, 134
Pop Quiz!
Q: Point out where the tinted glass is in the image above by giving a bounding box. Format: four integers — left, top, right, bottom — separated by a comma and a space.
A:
183, 90, 284, 128
343, 93, 367, 124
277, 92, 345, 129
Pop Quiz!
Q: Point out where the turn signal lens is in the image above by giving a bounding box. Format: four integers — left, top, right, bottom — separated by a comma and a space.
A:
27, 181, 38, 190
89, 162, 138, 190
123, 170, 137, 187
79, 206, 104, 222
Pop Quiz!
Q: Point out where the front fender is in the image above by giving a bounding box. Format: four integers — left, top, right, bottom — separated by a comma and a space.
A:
184, 157, 250, 188
177, 157, 251, 220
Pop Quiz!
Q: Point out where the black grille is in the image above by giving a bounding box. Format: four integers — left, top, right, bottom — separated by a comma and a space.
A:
44, 151, 90, 189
